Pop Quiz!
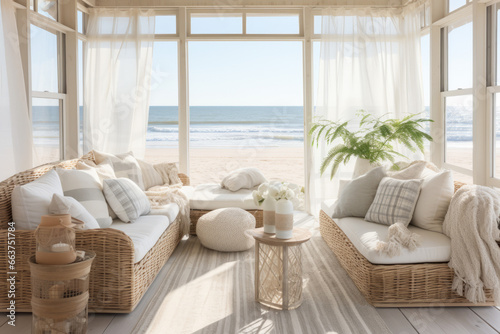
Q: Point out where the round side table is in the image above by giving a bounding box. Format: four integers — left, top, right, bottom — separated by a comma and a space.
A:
248, 227, 312, 310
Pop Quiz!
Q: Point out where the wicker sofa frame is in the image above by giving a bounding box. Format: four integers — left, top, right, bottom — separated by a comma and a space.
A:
319, 181, 496, 307
0, 153, 190, 313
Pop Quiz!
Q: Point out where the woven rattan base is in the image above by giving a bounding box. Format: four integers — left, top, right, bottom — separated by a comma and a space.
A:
190, 209, 263, 235
319, 210, 495, 307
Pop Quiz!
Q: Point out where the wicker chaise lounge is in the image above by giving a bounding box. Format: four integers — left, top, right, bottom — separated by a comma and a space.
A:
0, 154, 190, 313
319, 182, 496, 307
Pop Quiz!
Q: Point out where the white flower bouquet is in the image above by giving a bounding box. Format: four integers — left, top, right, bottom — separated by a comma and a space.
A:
253, 181, 304, 210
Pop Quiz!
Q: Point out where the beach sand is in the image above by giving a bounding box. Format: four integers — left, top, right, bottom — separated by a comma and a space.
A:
145, 147, 305, 186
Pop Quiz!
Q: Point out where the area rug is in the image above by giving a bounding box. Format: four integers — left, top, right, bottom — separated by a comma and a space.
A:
132, 226, 391, 334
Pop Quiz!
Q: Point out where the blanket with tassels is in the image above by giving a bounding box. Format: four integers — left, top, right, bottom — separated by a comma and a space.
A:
442, 185, 500, 303
145, 163, 190, 236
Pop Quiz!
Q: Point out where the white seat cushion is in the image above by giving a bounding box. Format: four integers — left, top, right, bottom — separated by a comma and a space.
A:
333, 216, 451, 264
111, 215, 171, 263
150, 203, 180, 223
185, 184, 260, 210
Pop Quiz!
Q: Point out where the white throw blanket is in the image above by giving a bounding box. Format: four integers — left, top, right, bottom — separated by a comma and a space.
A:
442, 185, 500, 303
375, 222, 420, 256
146, 163, 190, 236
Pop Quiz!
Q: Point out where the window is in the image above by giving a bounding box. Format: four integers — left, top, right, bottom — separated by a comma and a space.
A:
155, 15, 176, 34
145, 42, 179, 164
314, 15, 323, 35
421, 33, 430, 159
449, 0, 468, 13
77, 10, 87, 35
246, 14, 299, 34
442, 18, 473, 182
190, 13, 243, 34
32, 98, 61, 165
188, 41, 304, 186
30, 23, 65, 163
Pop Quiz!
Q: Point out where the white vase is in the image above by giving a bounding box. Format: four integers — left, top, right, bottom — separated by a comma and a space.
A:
262, 196, 276, 234
352, 158, 381, 179
275, 199, 294, 239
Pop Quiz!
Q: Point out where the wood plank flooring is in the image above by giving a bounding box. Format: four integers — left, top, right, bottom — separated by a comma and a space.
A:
1, 214, 499, 334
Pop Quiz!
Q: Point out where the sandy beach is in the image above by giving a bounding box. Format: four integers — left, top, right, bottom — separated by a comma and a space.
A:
145, 147, 305, 186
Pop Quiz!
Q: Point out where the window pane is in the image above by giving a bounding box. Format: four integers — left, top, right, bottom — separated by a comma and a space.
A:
448, 20, 472, 90
32, 98, 61, 164
188, 41, 304, 187
445, 95, 473, 170
155, 15, 176, 34
495, 93, 500, 178
314, 15, 322, 35
37, 0, 57, 21
190, 14, 242, 34
145, 41, 179, 164
246, 14, 299, 34
77, 10, 85, 34
31, 25, 59, 93
449, 0, 467, 12
421, 33, 431, 159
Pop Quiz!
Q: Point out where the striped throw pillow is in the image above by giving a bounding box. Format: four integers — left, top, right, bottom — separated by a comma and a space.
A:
365, 177, 423, 227
93, 150, 145, 190
56, 168, 112, 228
103, 178, 151, 223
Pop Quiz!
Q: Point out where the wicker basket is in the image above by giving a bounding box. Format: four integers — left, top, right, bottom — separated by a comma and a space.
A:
29, 252, 95, 333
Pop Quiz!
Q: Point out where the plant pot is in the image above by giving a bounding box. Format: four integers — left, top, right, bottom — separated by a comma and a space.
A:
262, 196, 276, 234
275, 199, 294, 239
352, 158, 381, 179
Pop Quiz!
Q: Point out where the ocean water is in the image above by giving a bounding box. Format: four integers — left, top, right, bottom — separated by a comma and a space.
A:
31, 105, 481, 148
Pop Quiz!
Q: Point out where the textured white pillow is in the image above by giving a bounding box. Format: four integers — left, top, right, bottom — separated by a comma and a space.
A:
103, 178, 151, 223
411, 170, 454, 233
221, 168, 267, 192
332, 166, 387, 218
137, 159, 164, 190
388, 161, 426, 180
56, 168, 112, 228
49, 194, 100, 229
11, 169, 64, 230
76, 159, 116, 183
93, 150, 145, 190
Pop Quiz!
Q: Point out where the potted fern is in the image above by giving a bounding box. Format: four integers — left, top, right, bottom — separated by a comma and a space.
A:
309, 110, 433, 179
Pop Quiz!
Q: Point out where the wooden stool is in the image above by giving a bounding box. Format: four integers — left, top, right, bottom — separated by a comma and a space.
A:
249, 227, 311, 310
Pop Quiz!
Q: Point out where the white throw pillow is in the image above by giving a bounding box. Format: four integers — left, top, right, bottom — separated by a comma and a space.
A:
76, 159, 116, 184
388, 161, 426, 180
49, 194, 100, 230
137, 159, 164, 190
93, 150, 145, 190
103, 178, 151, 223
332, 166, 387, 218
411, 170, 454, 233
11, 169, 64, 230
56, 168, 112, 228
365, 177, 423, 226
221, 167, 267, 192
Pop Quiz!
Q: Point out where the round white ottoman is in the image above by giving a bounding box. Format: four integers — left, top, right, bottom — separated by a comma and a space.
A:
197, 208, 256, 252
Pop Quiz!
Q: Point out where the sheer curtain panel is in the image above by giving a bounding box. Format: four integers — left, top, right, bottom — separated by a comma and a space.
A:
0, 0, 33, 181
83, 9, 155, 158
309, 4, 425, 215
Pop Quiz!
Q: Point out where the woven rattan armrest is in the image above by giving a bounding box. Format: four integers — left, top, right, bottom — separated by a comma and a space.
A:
0, 228, 136, 312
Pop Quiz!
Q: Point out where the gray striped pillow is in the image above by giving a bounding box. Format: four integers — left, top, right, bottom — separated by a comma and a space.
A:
365, 177, 423, 226
103, 178, 151, 223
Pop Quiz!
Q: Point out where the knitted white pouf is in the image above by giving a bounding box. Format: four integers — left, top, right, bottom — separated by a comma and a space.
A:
197, 207, 256, 252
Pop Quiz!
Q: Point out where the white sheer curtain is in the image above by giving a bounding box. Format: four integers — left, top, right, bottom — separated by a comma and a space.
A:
309, 4, 424, 214
0, 0, 33, 181
84, 9, 155, 158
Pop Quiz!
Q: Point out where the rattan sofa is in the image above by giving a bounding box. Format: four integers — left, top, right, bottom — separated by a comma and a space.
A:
0, 153, 190, 313
319, 181, 496, 307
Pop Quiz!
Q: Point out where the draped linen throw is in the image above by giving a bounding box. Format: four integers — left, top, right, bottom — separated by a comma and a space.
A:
84, 9, 155, 158
309, 2, 426, 214
0, 0, 33, 181
442, 185, 500, 303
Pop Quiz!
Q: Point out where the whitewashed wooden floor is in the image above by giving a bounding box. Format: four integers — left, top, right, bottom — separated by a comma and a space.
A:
1, 214, 499, 334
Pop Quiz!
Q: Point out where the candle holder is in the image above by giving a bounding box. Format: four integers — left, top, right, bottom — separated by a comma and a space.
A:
35, 214, 83, 265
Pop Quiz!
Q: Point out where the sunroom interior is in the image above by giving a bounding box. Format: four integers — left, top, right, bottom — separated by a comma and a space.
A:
1, 0, 500, 333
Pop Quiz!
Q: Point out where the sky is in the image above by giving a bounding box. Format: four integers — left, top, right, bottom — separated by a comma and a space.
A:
32, 8, 476, 108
